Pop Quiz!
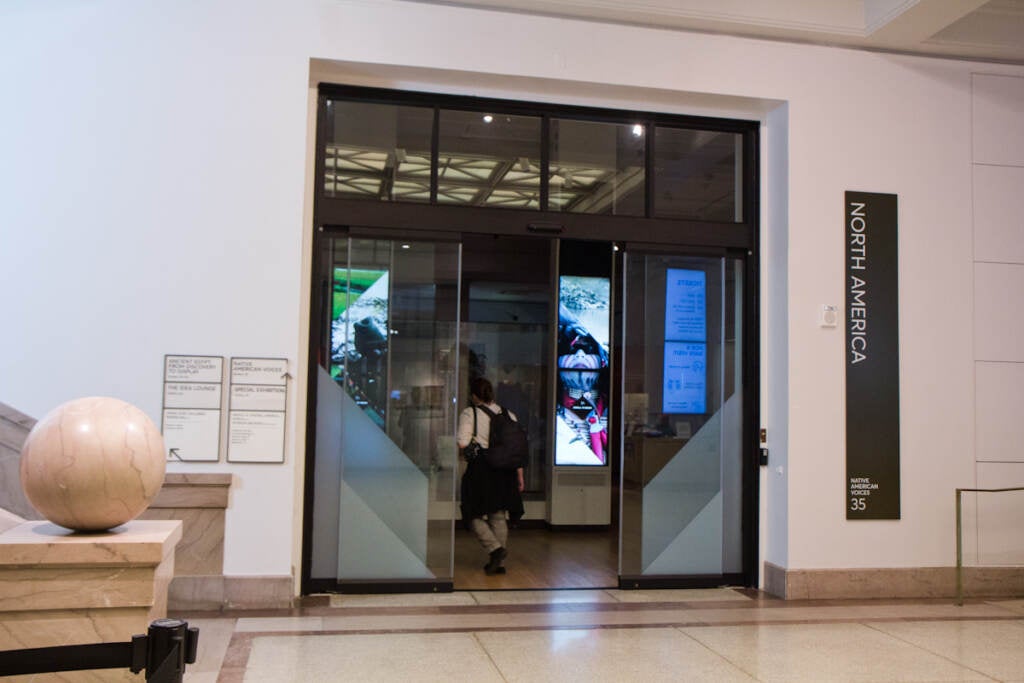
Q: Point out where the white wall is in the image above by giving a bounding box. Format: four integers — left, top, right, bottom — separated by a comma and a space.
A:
2, 0, 1023, 582
970, 74, 1024, 566
0, 0, 316, 577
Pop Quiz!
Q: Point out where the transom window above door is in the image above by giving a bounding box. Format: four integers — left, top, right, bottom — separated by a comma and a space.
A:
320, 87, 751, 223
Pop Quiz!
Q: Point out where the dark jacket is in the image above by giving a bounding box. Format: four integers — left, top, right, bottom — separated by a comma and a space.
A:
460, 458, 524, 523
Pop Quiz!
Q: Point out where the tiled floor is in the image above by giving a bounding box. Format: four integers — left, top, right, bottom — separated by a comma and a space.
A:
177, 590, 1024, 682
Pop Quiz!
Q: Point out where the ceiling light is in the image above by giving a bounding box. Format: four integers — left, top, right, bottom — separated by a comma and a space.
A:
482, 114, 493, 123
632, 124, 644, 137
401, 244, 410, 249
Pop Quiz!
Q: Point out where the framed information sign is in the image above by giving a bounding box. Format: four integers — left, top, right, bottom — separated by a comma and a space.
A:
227, 357, 288, 463
161, 355, 224, 462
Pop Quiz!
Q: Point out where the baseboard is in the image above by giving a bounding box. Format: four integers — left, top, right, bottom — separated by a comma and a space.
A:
168, 575, 294, 612
764, 562, 1024, 600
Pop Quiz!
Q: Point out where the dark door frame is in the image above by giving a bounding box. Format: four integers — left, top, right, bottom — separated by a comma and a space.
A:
301, 86, 761, 595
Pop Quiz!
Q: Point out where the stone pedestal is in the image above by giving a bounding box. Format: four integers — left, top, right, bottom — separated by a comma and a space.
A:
139, 473, 230, 577
0, 519, 182, 681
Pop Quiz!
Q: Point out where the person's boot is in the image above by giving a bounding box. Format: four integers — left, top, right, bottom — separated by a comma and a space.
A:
484, 547, 507, 574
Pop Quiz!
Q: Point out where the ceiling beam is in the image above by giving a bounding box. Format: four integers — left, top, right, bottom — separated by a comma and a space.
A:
864, 0, 990, 44
410, 0, 1024, 64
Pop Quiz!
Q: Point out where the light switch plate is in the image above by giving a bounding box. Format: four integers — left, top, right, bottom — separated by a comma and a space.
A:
820, 304, 838, 328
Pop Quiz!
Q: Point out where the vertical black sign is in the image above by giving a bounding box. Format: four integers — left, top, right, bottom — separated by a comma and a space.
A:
846, 192, 900, 520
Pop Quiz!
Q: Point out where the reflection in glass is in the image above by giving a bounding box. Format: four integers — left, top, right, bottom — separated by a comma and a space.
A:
654, 128, 742, 222
322, 98, 750, 222
549, 119, 645, 215
437, 110, 542, 208
323, 101, 434, 202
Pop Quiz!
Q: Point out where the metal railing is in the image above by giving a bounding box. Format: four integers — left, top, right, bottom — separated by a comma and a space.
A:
0, 618, 198, 681
955, 486, 1024, 606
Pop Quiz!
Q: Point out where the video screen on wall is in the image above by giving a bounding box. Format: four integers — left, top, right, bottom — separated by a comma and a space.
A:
331, 268, 389, 426
555, 275, 610, 466
663, 268, 707, 414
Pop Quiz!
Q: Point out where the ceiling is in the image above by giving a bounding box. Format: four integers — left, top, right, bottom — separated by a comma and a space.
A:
413, 0, 1024, 64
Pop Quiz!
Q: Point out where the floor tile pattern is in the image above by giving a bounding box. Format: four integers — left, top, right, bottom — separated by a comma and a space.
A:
175, 589, 1024, 682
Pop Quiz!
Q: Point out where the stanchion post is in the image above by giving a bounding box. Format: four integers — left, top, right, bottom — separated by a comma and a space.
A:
145, 618, 199, 683
0, 619, 198, 679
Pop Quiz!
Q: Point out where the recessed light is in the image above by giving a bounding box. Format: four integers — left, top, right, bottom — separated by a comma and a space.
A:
483, 114, 494, 123
632, 124, 644, 137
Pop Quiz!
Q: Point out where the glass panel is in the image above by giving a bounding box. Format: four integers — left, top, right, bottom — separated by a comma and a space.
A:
460, 235, 551, 495
437, 110, 542, 209
310, 236, 460, 583
654, 128, 742, 223
549, 119, 645, 216
620, 252, 743, 577
323, 100, 434, 203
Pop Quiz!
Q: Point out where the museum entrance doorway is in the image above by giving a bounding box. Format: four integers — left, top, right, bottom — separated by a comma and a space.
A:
304, 228, 751, 591
301, 84, 759, 594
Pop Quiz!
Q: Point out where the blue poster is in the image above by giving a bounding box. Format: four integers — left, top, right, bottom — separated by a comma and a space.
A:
663, 342, 706, 413
663, 268, 706, 414
665, 269, 706, 341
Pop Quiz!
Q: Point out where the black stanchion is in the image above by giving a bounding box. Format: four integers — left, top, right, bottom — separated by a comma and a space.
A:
144, 619, 199, 682
0, 619, 199, 681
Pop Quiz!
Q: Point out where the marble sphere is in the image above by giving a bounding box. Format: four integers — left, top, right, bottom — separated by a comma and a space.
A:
20, 397, 166, 531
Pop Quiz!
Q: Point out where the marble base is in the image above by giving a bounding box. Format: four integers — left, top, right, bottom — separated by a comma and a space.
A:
138, 473, 231, 576
765, 561, 1024, 599
0, 519, 181, 681
169, 575, 294, 612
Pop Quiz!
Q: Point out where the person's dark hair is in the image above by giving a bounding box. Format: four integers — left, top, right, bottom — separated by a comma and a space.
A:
470, 377, 494, 403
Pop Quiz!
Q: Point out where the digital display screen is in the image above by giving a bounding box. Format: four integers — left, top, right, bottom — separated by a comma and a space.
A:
331, 268, 389, 426
663, 342, 707, 413
663, 269, 706, 414
555, 275, 610, 466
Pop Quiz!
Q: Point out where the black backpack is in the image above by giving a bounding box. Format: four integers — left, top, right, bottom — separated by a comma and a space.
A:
477, 405, 527, 470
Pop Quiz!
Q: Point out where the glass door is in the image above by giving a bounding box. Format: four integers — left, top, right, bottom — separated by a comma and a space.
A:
619, 249, 746, 585
308, 233, 461, 590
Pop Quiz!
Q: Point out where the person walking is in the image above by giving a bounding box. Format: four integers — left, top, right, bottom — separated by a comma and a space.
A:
457, 377, 525, 575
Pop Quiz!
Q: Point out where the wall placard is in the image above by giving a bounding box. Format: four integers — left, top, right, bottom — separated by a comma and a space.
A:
845, 192, 900, 520
227, 357, 287, 463
161, 355, 224, 462
230, 357, 289, 386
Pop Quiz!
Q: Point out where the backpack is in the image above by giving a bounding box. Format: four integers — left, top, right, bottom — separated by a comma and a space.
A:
477, 405, 527, 470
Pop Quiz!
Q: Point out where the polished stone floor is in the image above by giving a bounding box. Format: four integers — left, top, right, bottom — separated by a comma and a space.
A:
176, 589, 1024, 682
